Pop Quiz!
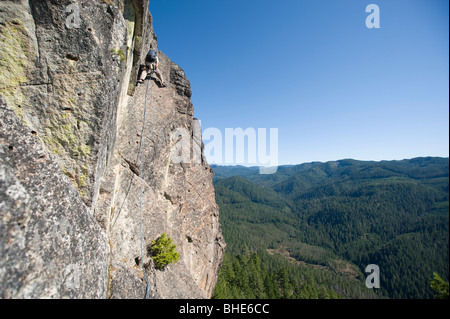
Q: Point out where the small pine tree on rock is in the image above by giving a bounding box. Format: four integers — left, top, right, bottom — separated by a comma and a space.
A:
149, 233, 180, 270
430, 272, 449, 299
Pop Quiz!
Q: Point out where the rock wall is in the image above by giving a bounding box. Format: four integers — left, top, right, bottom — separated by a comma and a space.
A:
0, 0, 225, 299
0, 96, 110, 298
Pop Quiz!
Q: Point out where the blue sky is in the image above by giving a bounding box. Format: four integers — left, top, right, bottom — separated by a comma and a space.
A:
150, 0, 449, 166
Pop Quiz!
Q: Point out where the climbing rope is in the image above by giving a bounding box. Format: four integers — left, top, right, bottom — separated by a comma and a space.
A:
139, 70, 154, 299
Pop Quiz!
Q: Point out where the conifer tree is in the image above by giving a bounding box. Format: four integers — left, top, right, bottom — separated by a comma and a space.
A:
150, 233, 179, 270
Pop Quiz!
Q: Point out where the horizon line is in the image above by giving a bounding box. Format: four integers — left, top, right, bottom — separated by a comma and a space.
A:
209, 155, 450, 168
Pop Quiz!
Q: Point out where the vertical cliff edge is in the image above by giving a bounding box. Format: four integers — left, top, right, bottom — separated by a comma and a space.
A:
0, 0, 225, 299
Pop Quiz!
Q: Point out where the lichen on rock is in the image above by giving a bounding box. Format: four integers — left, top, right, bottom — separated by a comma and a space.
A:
0, 19, 35, 119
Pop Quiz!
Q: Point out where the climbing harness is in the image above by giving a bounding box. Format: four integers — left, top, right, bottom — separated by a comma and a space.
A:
139, 71, 154, 299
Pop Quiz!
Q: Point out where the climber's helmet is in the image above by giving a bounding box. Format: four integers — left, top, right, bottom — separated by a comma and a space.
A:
146, 50, 158, 63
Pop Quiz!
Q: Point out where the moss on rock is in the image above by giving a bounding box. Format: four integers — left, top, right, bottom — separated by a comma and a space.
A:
0, 20, 35, 119
111, 47, 126, 62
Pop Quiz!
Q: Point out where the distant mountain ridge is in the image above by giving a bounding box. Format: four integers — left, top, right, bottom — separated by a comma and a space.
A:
212, 156, 449, 181
212, 157, 449, 299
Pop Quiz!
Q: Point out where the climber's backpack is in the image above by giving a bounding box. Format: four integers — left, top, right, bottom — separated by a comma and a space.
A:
146, 50, 157, 63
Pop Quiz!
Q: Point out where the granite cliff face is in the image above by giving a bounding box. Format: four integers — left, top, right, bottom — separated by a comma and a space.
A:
0, 0, 225, 299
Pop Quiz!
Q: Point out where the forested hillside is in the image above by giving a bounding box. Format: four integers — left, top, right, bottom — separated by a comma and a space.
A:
212, 157, 449, 299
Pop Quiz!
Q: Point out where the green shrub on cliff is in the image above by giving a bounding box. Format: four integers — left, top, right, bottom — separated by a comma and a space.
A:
150, 233, 180, 270
430, 272, 449, 299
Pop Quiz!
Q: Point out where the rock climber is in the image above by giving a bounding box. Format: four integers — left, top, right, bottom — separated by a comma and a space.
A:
138, 49, 166, 87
